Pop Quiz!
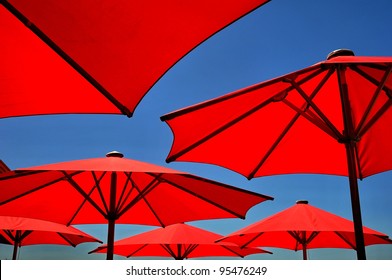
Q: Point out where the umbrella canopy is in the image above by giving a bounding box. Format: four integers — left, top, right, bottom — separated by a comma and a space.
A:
0, 151, 273, 259
0, 0, 270, 118
0, 215, 101, 260
161, 49, 392, 259
218, 200, 392, 260
89, 223, 271, 259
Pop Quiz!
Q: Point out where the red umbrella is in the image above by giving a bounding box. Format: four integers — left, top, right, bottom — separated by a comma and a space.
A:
89, 223, 271, 259
161, 49, 392, 259
0, 151, 272, 259
0, 0, 270, 118
218, 200, 392, 260
0, 215, 101, 260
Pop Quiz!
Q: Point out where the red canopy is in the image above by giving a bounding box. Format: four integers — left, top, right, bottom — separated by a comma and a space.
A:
162, 52, 392, 180
0, 215, 101, 260
90, 223, 270, 259
219, 201, 392, 259
0, 0, 270, 118
0, 151, 272, 259
161, 50, 392, 259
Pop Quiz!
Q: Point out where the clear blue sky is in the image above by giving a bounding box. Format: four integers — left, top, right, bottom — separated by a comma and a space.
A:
1, 0, 392, 260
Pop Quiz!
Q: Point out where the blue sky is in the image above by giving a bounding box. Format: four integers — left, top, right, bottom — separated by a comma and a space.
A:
1, 0, 392, 260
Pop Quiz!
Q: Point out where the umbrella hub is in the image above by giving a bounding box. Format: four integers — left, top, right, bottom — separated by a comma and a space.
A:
106, 151, 124, 158
296, 200, 308, 204
337, 136, 361, 144
327, 49, 355, 60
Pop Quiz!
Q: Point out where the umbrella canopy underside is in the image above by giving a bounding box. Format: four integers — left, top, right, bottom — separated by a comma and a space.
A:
0, 0, 270, 118
162, 55, 392, 180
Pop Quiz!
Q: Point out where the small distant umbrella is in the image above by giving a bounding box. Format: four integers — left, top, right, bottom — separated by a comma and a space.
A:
89, 223, 271, 259
0, 151, 272, 260
218, 200, 392, 260
0, 215, 101, 260
161, 49, 392, 259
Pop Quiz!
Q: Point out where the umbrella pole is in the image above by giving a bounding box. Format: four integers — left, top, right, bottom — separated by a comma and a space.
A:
301, 232, 307, 260
106, 172, 117, 260
107, 218, 115, 260
12, 230, 21, 260
345, 143, 366, 260
12, 242, 19, 260
338, 66, 366, 260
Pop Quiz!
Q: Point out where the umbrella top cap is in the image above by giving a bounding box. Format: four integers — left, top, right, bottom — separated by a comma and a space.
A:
106, 151, 124, 158
296, 200, 309, 205
327, 49, 355, 60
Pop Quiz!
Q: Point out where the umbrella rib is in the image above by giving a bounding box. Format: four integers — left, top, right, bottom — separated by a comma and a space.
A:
3, 230, 15, 241
152, 174, 249, 219
248, 107, 302, 179
288, 231, 303, 251
307, 231, 320, 244
282, 99, 338, 140
126, 244, 149, 258
161, 244, 181, 259
286, 77, 343, 140
352, 65, 392, 92
165, 67, 328, 163
129, 180, 166, 227
353, 65, 392, 136
0, 169, 47, 181
165, 90, 293, 163
183, 244, 198, 259
240, 232, 265, 249
57, 232, 77, 247
115, 172, 134, 214
91, 171, 110, 215
0, 0, 132, 117
221, 244, 245, 258
0, 170, 81, 206
248, 69, 336, 179
161, 64, 320, 121
126, 245, 145, 258
284, 68, 340, 139
357, 98, 392, 139
8, 229, 32, 247
63, 172, 107, 222
3, 229, 26, 243
117, 174, 166, 227
334, 231, 356, 249
18, 230, 33, 242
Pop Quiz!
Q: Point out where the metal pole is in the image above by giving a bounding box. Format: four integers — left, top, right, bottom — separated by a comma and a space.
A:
302, 247, 307, 260
302, 231, 307, 260
338, 65, 366, 260
106, 171, 117, 260
345, 142, 366, 259
12, 231, 20, 260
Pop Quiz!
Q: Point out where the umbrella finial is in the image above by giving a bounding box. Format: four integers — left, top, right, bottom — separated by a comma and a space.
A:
327, 49, 355, 60
106, 151, 124, 158
296, 200, 308, 205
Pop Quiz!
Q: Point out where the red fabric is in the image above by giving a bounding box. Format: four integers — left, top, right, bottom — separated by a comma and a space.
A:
220, 202, 392, 250
162, 55, 392, 179
0, 155, 272, 226
0, 0, 270, 118
0, 215, 101, 246
90, 223, 269, 259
